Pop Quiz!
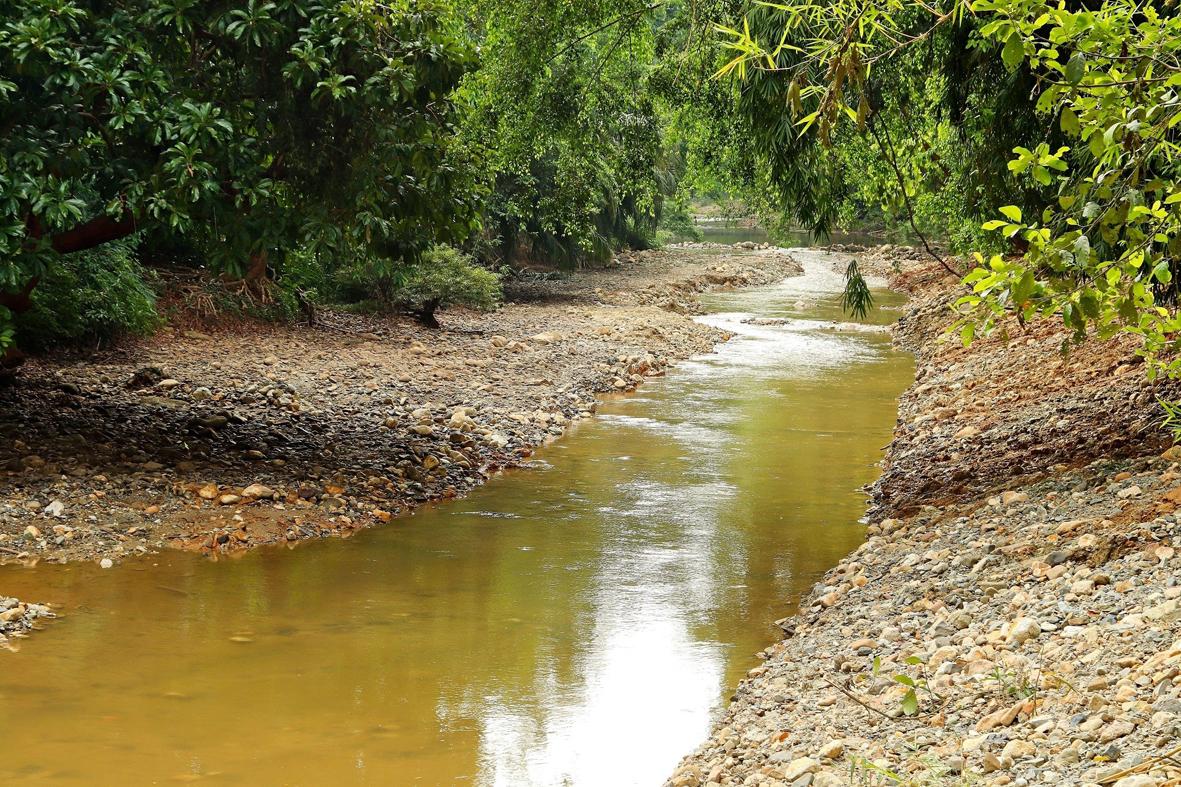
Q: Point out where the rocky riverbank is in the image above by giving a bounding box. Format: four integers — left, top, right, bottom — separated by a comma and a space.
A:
667, 249, 1181, 787
0, 245, 800, 570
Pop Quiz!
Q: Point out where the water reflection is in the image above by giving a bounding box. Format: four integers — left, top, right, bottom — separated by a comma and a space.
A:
0, 252, 911, 785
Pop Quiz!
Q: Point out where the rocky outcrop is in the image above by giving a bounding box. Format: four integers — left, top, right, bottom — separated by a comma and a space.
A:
0, 596, 53, 651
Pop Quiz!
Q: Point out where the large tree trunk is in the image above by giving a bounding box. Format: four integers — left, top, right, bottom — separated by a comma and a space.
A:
244, 250, 269, 281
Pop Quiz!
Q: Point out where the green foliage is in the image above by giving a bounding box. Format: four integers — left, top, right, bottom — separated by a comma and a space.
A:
392, 246, 501, 326
715, 0, 1181, 377
706, 0, 1058, 247
842, 260, 873, 320
0, 306, 14, 352
15, 239, 159, 349
458, 0, 713, 267
1159, 397, 1181, 445
657, 202, 703, 244
1, 0, 479, 321
953, 0, 1181, 378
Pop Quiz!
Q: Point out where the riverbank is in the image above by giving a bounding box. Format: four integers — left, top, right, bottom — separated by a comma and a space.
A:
667, 249, 1181, 787
0, 246, 801, 571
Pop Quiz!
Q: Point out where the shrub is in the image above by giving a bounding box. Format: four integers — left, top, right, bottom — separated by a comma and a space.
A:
393, 246, 502, 327
657, 204, 704, 244
16, 239, 160, 351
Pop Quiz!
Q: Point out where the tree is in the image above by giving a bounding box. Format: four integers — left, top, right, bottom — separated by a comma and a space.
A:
457, 0, 688, 267
716, 0, 1181, 377
0, 0, 480, 349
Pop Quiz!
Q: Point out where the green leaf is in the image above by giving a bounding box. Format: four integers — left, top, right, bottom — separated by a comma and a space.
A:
999, 205, 1023, 222
1064, 52, 1085, 85
1002, 32, 1025, 70
1013, 269, 1036, 304
1079, 291, 1100, 318
901, 689, 919, 716
1154, 261, 1173, 285
1060, 108, 1080, 135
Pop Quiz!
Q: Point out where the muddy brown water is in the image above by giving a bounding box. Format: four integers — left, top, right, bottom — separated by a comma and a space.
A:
0, 250, 912, 785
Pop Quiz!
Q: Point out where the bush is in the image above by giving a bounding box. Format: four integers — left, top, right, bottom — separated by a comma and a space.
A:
657, 204, 704, 244
393, 246, 502, 327
16, 239, 160, 350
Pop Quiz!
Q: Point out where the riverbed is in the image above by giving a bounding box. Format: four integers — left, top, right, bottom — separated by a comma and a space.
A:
0, 250, 912, 785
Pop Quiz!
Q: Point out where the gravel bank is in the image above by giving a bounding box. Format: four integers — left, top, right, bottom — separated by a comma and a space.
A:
667, 250, 1181, 787
0, 246, 800, 568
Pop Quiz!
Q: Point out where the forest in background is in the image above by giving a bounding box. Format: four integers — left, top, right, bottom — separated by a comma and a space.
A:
4, 0, 1181, 382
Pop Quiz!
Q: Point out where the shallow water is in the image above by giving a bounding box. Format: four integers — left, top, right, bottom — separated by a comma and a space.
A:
0, 250, 912, 786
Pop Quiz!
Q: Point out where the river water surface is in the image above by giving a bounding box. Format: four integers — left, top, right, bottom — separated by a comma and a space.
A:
0, 250, 912, 785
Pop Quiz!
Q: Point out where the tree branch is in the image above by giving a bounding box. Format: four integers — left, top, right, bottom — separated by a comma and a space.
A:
47, 212, 138, 254
548, 2, 664, 65
867, 114, 960, 278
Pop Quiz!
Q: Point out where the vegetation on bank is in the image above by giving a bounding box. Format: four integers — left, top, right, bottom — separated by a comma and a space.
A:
4, 0, 1181, 381
717, 0, 1181, 379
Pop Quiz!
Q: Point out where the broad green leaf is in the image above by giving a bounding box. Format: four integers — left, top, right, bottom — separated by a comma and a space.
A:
1002, 32, 1025, 70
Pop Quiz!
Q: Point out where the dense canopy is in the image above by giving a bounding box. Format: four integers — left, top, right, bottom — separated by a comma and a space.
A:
4, 0, 1181, 377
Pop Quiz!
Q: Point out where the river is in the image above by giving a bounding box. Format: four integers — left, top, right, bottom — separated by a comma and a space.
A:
0, 249, 912, 785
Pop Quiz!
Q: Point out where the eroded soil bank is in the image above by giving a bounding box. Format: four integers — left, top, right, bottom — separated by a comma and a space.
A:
0, 247, 799, 645
667, 249, 1181, 787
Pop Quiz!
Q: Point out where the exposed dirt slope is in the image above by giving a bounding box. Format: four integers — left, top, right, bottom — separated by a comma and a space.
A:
870, 250, 1178, 518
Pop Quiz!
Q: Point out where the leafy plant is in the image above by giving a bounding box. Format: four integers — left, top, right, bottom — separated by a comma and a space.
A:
14, 238, 159, 350
712, 0, 1181, 377
989, 664, 1040, 702
1160, 397, 1181, 444
392, 246, 502, 327
1, 0, 479, 346
843, 259, 874, 320
873, 654, 940, 717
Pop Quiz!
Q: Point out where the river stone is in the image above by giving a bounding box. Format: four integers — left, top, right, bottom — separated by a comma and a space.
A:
1113, 777, 1162, 787
817, 740, 844, 760
242, 484, 275, 499
1001, 739, 1036, 761
783, 757, 820, 781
